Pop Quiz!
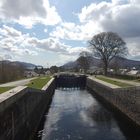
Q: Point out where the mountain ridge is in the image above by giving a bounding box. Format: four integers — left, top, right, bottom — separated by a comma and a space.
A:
62, 56, 140, 69
0, 60, 36, 69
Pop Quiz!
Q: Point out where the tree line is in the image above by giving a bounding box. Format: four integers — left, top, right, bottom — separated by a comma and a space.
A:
0, 61, 25, 83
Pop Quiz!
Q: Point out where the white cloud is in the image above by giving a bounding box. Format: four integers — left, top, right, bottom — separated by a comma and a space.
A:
0, 25, 22, 37
126, 37, 140, 56
27, 36, 87, 55
0, 54, 12, 60
0, 25, 86, 61
54, 54, 77, 66
78, 1, 111, 23
112, 0, 127, 5
44, 28, 48, 33
77, 0, 140, 58
130, 0, 140, 4
0, 0, 140, 64
50, 21, 102, 41
4, 54, 12, 60
0, 0, 62, 28
42, 0, 61, 26
0, 25, 38, 56
1, 0, 46, 18
77, 0, 140, 38
50, 0, 140, 59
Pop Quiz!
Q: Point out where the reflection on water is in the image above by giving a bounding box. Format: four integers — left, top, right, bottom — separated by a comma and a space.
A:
36, 90, 138, 140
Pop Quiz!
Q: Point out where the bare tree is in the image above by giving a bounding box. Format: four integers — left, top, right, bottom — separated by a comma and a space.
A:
77, 51, 90, 73
89, 32, 128, 75
0, 61, 25, 83
110, 59, 121, 74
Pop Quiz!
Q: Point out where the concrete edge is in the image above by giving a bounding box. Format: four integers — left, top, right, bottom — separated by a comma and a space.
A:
0, 86, 28, 112
0, 78, 55, 113
88, 76, 140, 91
0, 86, 27, 102
42, 77, 55, 91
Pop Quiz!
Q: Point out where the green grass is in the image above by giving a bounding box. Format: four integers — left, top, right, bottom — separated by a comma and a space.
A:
0, 76, 51, 94
26, 76, 51, 89
96, 76, 133, 88
134, 78, 140, 82
0, 87, 14, 94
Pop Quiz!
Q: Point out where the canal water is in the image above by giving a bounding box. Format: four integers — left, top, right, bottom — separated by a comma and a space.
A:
36, 89, 138, 140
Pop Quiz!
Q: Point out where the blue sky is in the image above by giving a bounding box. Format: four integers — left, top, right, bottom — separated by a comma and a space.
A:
0, 0, 140, 67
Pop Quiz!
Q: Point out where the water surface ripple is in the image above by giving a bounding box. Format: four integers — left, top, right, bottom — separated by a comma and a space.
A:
37, 89, 139, 140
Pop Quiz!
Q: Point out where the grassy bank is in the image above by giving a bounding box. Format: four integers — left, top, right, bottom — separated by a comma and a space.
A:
96, 76, 133, 88
0, 87, 14, 94
27, 76, 51, 89
0, 76, 51, 94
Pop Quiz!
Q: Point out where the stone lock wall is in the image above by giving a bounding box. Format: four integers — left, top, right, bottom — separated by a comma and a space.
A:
86, 77, 140, 127
0, 78, 55, 140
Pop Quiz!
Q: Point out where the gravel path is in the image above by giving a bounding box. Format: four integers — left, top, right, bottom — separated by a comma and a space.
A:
0, 77, 37, 87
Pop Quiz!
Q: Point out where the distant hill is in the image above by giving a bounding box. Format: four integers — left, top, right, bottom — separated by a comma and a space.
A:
62, 56, 140, 70
61, 56, 100, 70
14, 61, 36, 69
0, 60, 36, 70
61, 61, 77, 69
110, 57, 140, 69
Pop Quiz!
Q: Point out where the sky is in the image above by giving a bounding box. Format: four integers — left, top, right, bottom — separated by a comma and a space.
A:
0, 0, 140, 67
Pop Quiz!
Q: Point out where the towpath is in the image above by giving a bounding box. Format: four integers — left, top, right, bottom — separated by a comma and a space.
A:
92, 75, 140, 87
0, 77, 36, 87
88, 76, 120, 88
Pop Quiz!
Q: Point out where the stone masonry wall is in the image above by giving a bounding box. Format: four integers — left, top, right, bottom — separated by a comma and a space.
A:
86, 77, 140, 127
0, 78, 55, 140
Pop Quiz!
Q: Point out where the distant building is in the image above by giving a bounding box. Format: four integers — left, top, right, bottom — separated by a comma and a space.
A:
24, 70, 38, 78
45, 70, 51, 75
119, 69, 128, 75
34, 66, 45, 74
127, 70, 140, 76
87, 66, 103, 75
